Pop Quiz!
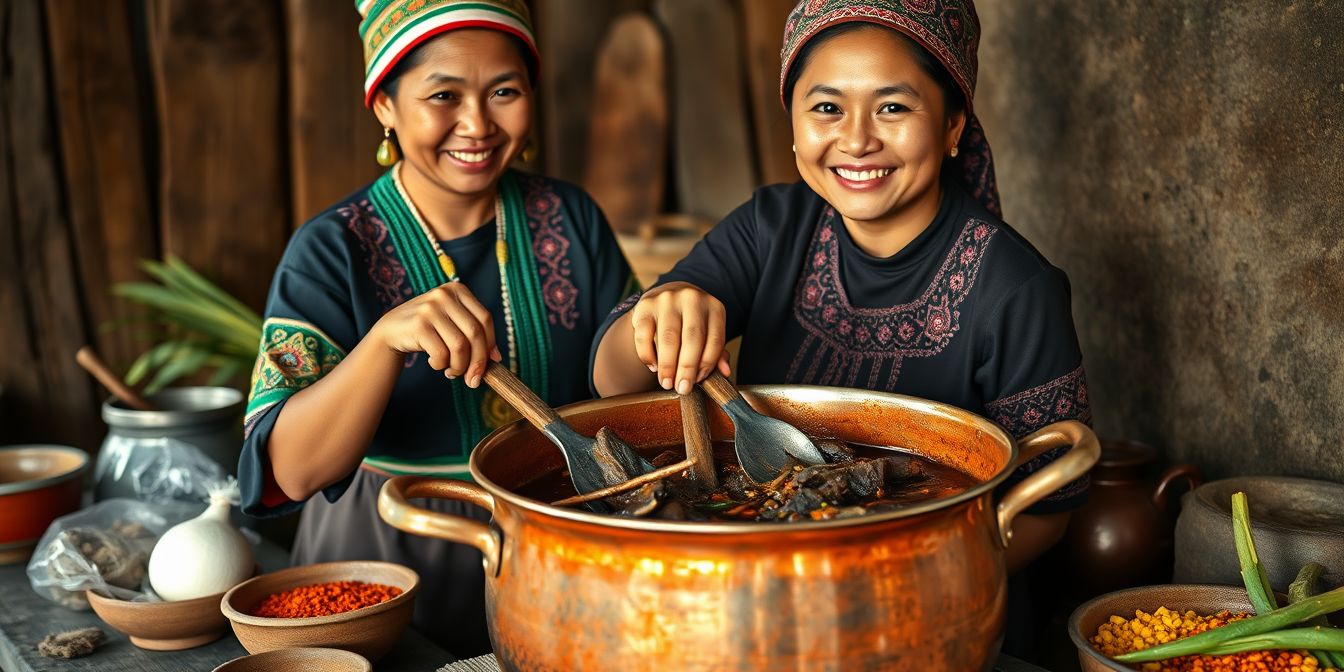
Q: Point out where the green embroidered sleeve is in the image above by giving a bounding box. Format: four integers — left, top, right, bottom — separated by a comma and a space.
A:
245, 318, 347, 427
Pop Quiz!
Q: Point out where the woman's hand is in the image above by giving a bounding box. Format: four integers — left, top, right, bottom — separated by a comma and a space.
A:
370, 282, 502, 388
629, 282, 731, 395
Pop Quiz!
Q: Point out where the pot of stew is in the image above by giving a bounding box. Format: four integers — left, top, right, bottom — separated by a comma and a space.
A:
377, 385, 1098, 671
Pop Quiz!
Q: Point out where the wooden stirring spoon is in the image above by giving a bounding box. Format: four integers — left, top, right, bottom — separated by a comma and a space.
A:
76, 346, 154, 411
482, 362, 653, 509
698, 372, 826, 483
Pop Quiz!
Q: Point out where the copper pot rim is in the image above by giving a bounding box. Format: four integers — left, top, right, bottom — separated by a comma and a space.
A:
466, 385, 1021, 535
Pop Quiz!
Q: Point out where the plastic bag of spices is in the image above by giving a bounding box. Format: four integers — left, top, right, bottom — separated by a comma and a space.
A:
24, 498, 200, 610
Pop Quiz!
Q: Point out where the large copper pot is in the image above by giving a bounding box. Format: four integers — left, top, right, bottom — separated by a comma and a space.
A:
378, 386, 1098, 671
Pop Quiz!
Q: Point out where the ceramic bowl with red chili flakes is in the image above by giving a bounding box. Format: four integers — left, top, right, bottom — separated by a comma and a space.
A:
220, 560, 419, 662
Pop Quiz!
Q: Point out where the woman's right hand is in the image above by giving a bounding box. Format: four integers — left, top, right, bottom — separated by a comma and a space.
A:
629, 281, 730, 395
370, 282, 501, 388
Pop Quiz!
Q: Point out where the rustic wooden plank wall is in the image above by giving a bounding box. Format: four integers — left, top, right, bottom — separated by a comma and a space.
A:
0, 0, 799, 452
147, 0, 291, 312
45, 0, 158, 374
285, 0, 384, 225
0, 0, 102, 449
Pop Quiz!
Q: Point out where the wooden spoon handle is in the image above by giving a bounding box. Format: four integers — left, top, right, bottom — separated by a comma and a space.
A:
482, 362, 560, 429
698, 371, 742, 409
679, 388, 717, 487
76, 346, 154, 411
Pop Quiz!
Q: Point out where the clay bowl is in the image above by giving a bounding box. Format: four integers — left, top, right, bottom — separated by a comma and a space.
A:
87, 586, 236, 650
211, 647, 372, 672
0, 445, 88, 565
220, 561, 418, 661
1069, 584, 1257, 671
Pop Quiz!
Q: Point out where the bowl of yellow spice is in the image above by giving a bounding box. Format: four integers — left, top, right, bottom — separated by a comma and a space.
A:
1068, 584, 1339, 672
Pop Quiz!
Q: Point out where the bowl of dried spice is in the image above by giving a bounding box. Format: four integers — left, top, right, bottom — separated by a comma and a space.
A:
220, 560, 418, 661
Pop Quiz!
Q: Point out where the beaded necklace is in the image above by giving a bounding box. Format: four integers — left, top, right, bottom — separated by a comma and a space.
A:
390, 163, 517, 374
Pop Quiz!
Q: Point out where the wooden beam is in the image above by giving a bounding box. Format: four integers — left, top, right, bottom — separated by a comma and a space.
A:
44, 0, 158, 373
739, 0, 799, 186
0, 0, 101, 449
582, 12, 667, 234
656, 0, 757, 222
284, 0, 383, 226
146, 0, 290, 311
532, 0, 647, 184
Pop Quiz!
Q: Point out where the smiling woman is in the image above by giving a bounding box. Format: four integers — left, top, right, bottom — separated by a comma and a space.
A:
235, 0, 637, 658
592, 0, 1089, 585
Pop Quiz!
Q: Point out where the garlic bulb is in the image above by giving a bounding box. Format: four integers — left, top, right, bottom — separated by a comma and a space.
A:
147, 486, 253, 601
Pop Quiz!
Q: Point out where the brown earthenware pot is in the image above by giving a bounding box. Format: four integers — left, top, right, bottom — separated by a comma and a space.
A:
378, 386, 1099, 671
1059, 440, 1202, 596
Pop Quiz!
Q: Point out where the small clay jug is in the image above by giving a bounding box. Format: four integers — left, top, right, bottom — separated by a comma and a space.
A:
1060, 439, 1202, 597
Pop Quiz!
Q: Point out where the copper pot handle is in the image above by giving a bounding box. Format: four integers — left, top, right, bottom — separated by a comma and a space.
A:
995, 420, 1100, 547
377, 476, 502, 576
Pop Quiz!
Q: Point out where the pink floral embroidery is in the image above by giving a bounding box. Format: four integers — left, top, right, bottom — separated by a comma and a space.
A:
785, 209, 997, 390
341, 199, 413, 311
985, 366, 1092, 438
987, 366, 1092, 503
522, 177, 579, 329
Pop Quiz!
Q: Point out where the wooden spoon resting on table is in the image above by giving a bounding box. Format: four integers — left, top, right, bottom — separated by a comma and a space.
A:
482, 362, 655, 512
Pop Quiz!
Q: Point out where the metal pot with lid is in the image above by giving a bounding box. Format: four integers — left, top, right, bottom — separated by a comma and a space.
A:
378, 386, 1098, 671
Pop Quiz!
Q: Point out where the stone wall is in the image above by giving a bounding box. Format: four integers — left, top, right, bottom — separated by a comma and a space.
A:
975, 1, 1344, 480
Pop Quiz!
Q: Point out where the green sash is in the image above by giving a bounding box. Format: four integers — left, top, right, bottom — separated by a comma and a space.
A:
365, 168, 552, 474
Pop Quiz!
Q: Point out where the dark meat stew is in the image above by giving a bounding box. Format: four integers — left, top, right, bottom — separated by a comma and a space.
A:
516, 440, 977, 522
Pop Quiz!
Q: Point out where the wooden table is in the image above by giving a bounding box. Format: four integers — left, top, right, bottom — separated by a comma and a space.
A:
1, 554, 1052, 672
0, 560, 450, 672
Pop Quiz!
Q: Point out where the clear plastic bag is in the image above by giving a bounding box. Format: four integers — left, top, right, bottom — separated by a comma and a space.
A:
93, 436, 227, 504
25, 498, 201, 609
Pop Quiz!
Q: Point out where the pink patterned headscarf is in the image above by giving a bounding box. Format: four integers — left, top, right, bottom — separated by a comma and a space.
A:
779, 0, 1001, 217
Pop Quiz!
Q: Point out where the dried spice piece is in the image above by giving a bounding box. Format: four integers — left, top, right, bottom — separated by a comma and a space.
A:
251, 581, 402, 618
37, 627, 106, 659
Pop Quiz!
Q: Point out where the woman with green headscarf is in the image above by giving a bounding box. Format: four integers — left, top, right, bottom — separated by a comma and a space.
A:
593, 0, 1088, 581
239, 0, 636, 656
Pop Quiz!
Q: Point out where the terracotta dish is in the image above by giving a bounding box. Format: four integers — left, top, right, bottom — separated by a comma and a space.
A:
87, 587, 233, 650
1068, 584, 1256, 672
220, 561, 418, 662
0, 445, 88, 565
211, 647, 373, 672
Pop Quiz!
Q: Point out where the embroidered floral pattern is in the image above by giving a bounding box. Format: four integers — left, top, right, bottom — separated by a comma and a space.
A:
245, 319, 346, 437
522, 176, 579, 329
985, 365, 1091, 438
341, 199, 413, 311
785, 210, 997, 390
987, 366, 1092, 503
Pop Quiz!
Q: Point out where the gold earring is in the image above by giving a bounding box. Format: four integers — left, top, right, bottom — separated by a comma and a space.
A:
949, 146, 959, 158
521, 139, 537, 163
376, 128, 400, 167
791, 144, 796, 153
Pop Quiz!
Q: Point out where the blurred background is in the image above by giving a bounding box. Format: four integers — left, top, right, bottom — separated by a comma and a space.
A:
1, 0, 1341, 490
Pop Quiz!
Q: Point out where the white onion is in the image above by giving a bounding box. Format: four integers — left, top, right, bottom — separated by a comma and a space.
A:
147, 488, 253, 601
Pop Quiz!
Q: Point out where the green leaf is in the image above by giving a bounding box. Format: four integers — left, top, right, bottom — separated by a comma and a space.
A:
125, 341, 181, 385
206, 359, 244, 386
1233, 491, 1278, 614
146, 345, 210, 393
163, 255, 263, 325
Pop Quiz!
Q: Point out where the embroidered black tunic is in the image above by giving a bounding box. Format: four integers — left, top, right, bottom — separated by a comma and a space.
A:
593, 179, 1090, 512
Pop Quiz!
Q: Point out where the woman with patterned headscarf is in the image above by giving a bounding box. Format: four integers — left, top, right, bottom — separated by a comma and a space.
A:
594, 0, 1089, 575
238, 0, 636, 656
